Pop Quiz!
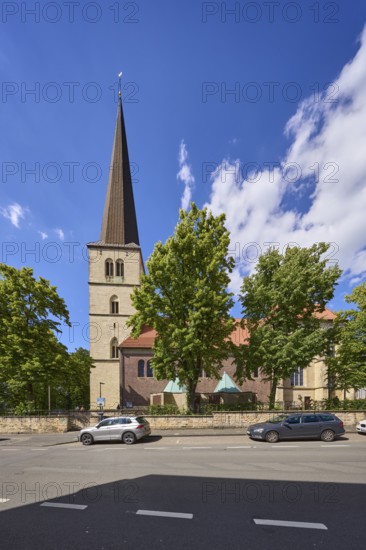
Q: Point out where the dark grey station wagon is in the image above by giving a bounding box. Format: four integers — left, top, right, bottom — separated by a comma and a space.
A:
247, 413, 345, 443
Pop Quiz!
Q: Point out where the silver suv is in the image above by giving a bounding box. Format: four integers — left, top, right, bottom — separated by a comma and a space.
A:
79, 416, 151, 445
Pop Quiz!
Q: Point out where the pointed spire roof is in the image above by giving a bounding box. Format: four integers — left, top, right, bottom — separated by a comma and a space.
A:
214, 371, 241, 393
100, 96, 140, 246
163, 378, 187, 393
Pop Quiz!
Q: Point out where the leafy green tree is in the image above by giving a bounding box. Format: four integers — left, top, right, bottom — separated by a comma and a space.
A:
236, 244, 342, 409
53, 347, 94, 410
128, 204, 235, 412
0, 264, 71, 409
326, 283, 366, 398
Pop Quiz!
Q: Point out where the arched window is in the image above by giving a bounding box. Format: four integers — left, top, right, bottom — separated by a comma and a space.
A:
138, 360, 145, 377
116, 259, 124, 278
147, 360, 153, 378
111, 337, 119, 359
105, 259, 114, 277
110, 295, 119, 314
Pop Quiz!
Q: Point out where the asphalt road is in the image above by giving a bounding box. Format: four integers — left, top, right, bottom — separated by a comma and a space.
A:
1, 433, 365, 549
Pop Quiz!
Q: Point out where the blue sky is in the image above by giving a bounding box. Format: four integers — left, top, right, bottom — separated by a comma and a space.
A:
1, 0, 366, 350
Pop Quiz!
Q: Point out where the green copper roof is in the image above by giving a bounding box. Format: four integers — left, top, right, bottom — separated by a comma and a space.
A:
163, 378, 187, 393
214, 371, 241, 393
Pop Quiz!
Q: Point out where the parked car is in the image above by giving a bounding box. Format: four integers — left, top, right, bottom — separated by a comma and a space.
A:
247, 412, 345, 443
79, 416, 151, 445
356, 419, 366, 434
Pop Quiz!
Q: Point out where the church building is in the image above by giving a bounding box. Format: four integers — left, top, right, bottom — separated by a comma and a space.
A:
88, 94, 347, 411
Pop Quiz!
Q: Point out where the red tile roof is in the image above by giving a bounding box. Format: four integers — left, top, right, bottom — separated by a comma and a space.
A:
120, 307, 335, 349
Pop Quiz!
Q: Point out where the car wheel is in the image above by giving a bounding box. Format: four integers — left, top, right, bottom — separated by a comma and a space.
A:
265, 431, 279, 443
81, 433, 94, 446
320, 429, 335, 442
122, 431, 136, 445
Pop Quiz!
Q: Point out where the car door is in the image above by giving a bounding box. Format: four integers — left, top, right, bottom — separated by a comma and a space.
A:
93, 418, 114, 441
299, 414, 321, 438
109, 418, 125, 440
280, 415, 302, 439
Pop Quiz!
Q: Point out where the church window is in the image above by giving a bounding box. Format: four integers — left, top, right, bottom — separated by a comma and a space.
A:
138, 360, 145, 377
147, 360, 153, 377
110, 295, 119, 314
290, 367, 304, 386
105, 259, 114, 277
116, 259, 124, 277
111, 338, 119, 359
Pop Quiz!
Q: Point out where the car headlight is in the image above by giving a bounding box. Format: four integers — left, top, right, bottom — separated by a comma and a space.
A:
253, 428, 264, 433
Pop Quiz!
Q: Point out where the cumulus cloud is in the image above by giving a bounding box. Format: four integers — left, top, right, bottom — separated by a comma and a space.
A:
55, 228, 65, 241
177, 140, 195, 210
0, 202, 27, 228
38, 231, 48, 240
205, 25, 366, 295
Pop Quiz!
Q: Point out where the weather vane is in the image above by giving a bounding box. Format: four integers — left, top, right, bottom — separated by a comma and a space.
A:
118, 72, 123, 97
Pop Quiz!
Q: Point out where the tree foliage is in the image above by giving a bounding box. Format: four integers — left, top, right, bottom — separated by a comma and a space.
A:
236, 244, 342, 408
0, 264, 94, 411
326, 283, 366, 396
128, 204, 235, 412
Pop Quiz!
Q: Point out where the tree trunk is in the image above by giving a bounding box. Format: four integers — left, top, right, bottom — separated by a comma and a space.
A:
187, 382, 197, 413
269, 376, 278, 410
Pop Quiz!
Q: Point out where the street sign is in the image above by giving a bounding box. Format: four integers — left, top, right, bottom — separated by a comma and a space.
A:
96, 397, 105, 406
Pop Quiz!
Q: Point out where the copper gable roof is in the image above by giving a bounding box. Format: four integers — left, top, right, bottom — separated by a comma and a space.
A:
100, 96, 140, 246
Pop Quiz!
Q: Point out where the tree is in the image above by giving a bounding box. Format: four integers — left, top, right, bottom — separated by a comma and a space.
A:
236, 244, 342, 409
54, 347, 94, 410
0, 264, 71, 409
326, 283, 366, 398
128, 204, 235, 412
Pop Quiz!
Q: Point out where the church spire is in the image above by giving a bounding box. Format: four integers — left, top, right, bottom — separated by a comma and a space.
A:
100, 80, 140, 246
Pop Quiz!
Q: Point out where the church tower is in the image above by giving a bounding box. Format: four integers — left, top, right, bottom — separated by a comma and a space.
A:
88, 91, 143, 409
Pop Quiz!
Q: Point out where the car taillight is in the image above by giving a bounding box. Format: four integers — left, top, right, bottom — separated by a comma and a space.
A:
339, 421, 344, 428
136, 424, 144, 429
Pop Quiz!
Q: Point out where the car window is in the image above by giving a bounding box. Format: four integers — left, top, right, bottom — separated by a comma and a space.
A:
269, 415, 288, 423
135, 417, 146, 424
286, 415, 301, 424
302, 415, 319, 423
319, 414, 334, 422
98, 419, 113, 427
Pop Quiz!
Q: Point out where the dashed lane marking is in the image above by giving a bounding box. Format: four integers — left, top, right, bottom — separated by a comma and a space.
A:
136, 509, 193, 519
254, 519, 327, 530
40, 502, 87, 510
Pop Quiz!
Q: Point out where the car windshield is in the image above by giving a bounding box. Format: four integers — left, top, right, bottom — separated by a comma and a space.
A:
268, 415, 288, 423
136, 416, 147, 424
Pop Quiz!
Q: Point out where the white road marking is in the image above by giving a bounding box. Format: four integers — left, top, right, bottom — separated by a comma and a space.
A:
254, 519, 327, 530
271, 445, 299, 448
321, 445, 349, 447
182, 446, 212, 450
143, 447, 167, 450
41, 502, 87, 510
0, 498, 10, 503
136, 509, 193, 519
226, 446, 252, 449
2, 448, 19, 451
31, 448, 49, 451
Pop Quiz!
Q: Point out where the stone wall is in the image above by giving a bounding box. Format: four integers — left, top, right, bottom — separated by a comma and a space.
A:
1, 410, 364, 433
0, 416, 69, 434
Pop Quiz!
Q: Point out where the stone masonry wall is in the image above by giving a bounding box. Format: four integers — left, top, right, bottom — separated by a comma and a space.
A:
0, 416, 69, 434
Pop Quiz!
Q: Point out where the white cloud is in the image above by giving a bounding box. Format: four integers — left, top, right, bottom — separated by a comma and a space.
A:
205, 25, 366, 295
55, 228, 65, 241
38, 231, 48, 240
0, 203, 27, 228
177, 140, 195, 210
